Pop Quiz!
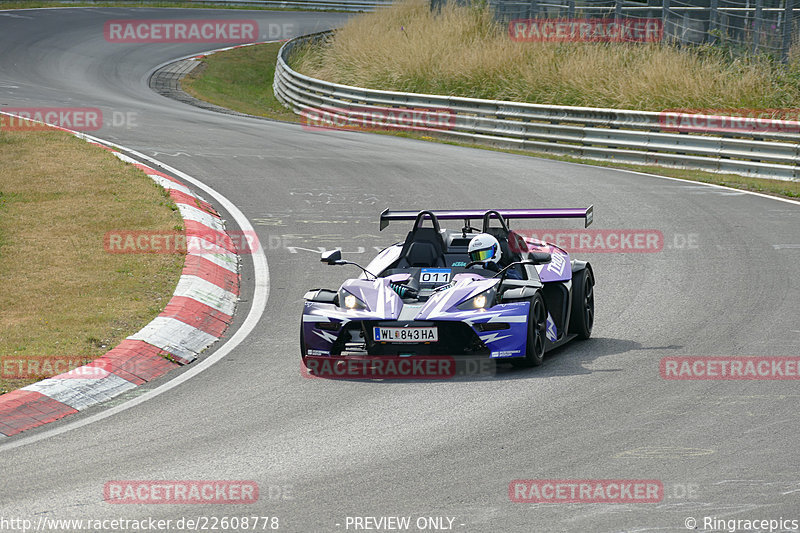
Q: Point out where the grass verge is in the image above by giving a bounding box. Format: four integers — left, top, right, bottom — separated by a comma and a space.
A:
291, 0, 800, 111
0, 127, 184, 395
182, 42, 298, 123
180, 41, 800, 200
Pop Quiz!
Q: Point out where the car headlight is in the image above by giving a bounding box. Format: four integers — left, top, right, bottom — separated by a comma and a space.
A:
457, 287, 497, 310
339, 289, 368, 310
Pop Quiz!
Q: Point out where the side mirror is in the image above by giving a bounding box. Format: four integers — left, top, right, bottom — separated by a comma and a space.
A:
501, 287, 538, 300
321, 249, 342, 265
530, 252, 552, 265
304, 289, 338, 304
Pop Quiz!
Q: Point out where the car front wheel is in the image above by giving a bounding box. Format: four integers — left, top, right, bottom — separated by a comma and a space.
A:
569, 268, 594, 339
513, 292, 547, 367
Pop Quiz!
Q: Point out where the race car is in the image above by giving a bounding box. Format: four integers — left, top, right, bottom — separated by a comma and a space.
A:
301, 207, 595, 367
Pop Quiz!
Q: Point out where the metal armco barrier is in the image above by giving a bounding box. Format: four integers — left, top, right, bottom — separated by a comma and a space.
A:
274, 32, 800, 181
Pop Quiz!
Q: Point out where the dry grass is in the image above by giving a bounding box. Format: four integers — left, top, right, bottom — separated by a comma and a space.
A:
0, 1, 305, 9
292, 0, 800, 110
0, 127, 184, 394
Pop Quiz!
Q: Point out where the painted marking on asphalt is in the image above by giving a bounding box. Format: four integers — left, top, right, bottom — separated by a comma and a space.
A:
587, 164, 800, 207
615, 446, 714, 458
0, 12, 33, 19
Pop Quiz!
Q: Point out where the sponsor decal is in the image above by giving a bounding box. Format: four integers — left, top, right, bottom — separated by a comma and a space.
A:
491, 350, 522, 357
545, 314, 557, 342
509, 18, 662, 43
546, 252, 567, 276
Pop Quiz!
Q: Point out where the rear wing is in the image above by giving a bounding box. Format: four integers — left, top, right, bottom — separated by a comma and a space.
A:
379, 206, 593, 230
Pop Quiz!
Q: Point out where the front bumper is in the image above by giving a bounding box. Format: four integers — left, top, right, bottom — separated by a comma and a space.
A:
302, 302, 530, 358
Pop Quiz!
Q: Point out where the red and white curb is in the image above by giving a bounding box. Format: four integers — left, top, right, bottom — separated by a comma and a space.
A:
189, 40, 285, 60
0, 138, 240, 438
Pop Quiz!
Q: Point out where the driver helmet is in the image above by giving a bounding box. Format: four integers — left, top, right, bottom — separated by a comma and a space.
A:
468, 233, 501, 265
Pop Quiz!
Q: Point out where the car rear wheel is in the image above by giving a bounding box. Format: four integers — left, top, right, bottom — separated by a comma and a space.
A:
569, 268, 594, 340
513, 292, 547, 367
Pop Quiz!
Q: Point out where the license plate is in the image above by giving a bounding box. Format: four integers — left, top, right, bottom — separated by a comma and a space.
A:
420, 268, 451, 285
373, 326, 438, 343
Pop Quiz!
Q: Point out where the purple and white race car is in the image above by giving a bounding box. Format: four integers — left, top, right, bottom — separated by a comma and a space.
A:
301, 208, 595, 367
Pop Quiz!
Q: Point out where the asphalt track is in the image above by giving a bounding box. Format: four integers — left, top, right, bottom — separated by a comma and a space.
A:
1, 7, 799, 533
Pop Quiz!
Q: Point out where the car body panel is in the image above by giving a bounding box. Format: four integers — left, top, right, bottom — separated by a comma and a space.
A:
301, 208, 594, 361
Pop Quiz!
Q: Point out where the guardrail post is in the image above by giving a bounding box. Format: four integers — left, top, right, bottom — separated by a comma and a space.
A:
782, 0, 794, 63
663, 0, 670, 42
753, 0, 763, 55
709, 0, 718, 44
567, 0, 575, 19
680, 10, 690, 44
614, 0, 622, 22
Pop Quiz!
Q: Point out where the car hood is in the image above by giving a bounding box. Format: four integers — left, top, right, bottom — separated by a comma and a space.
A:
338, 275, 498, 321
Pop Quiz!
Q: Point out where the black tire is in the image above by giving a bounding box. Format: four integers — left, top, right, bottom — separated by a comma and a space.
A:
569, 268, 594, 340
513, 292, 547, 367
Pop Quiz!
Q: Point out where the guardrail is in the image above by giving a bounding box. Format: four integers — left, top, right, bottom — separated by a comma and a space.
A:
274, 31, 800, 181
